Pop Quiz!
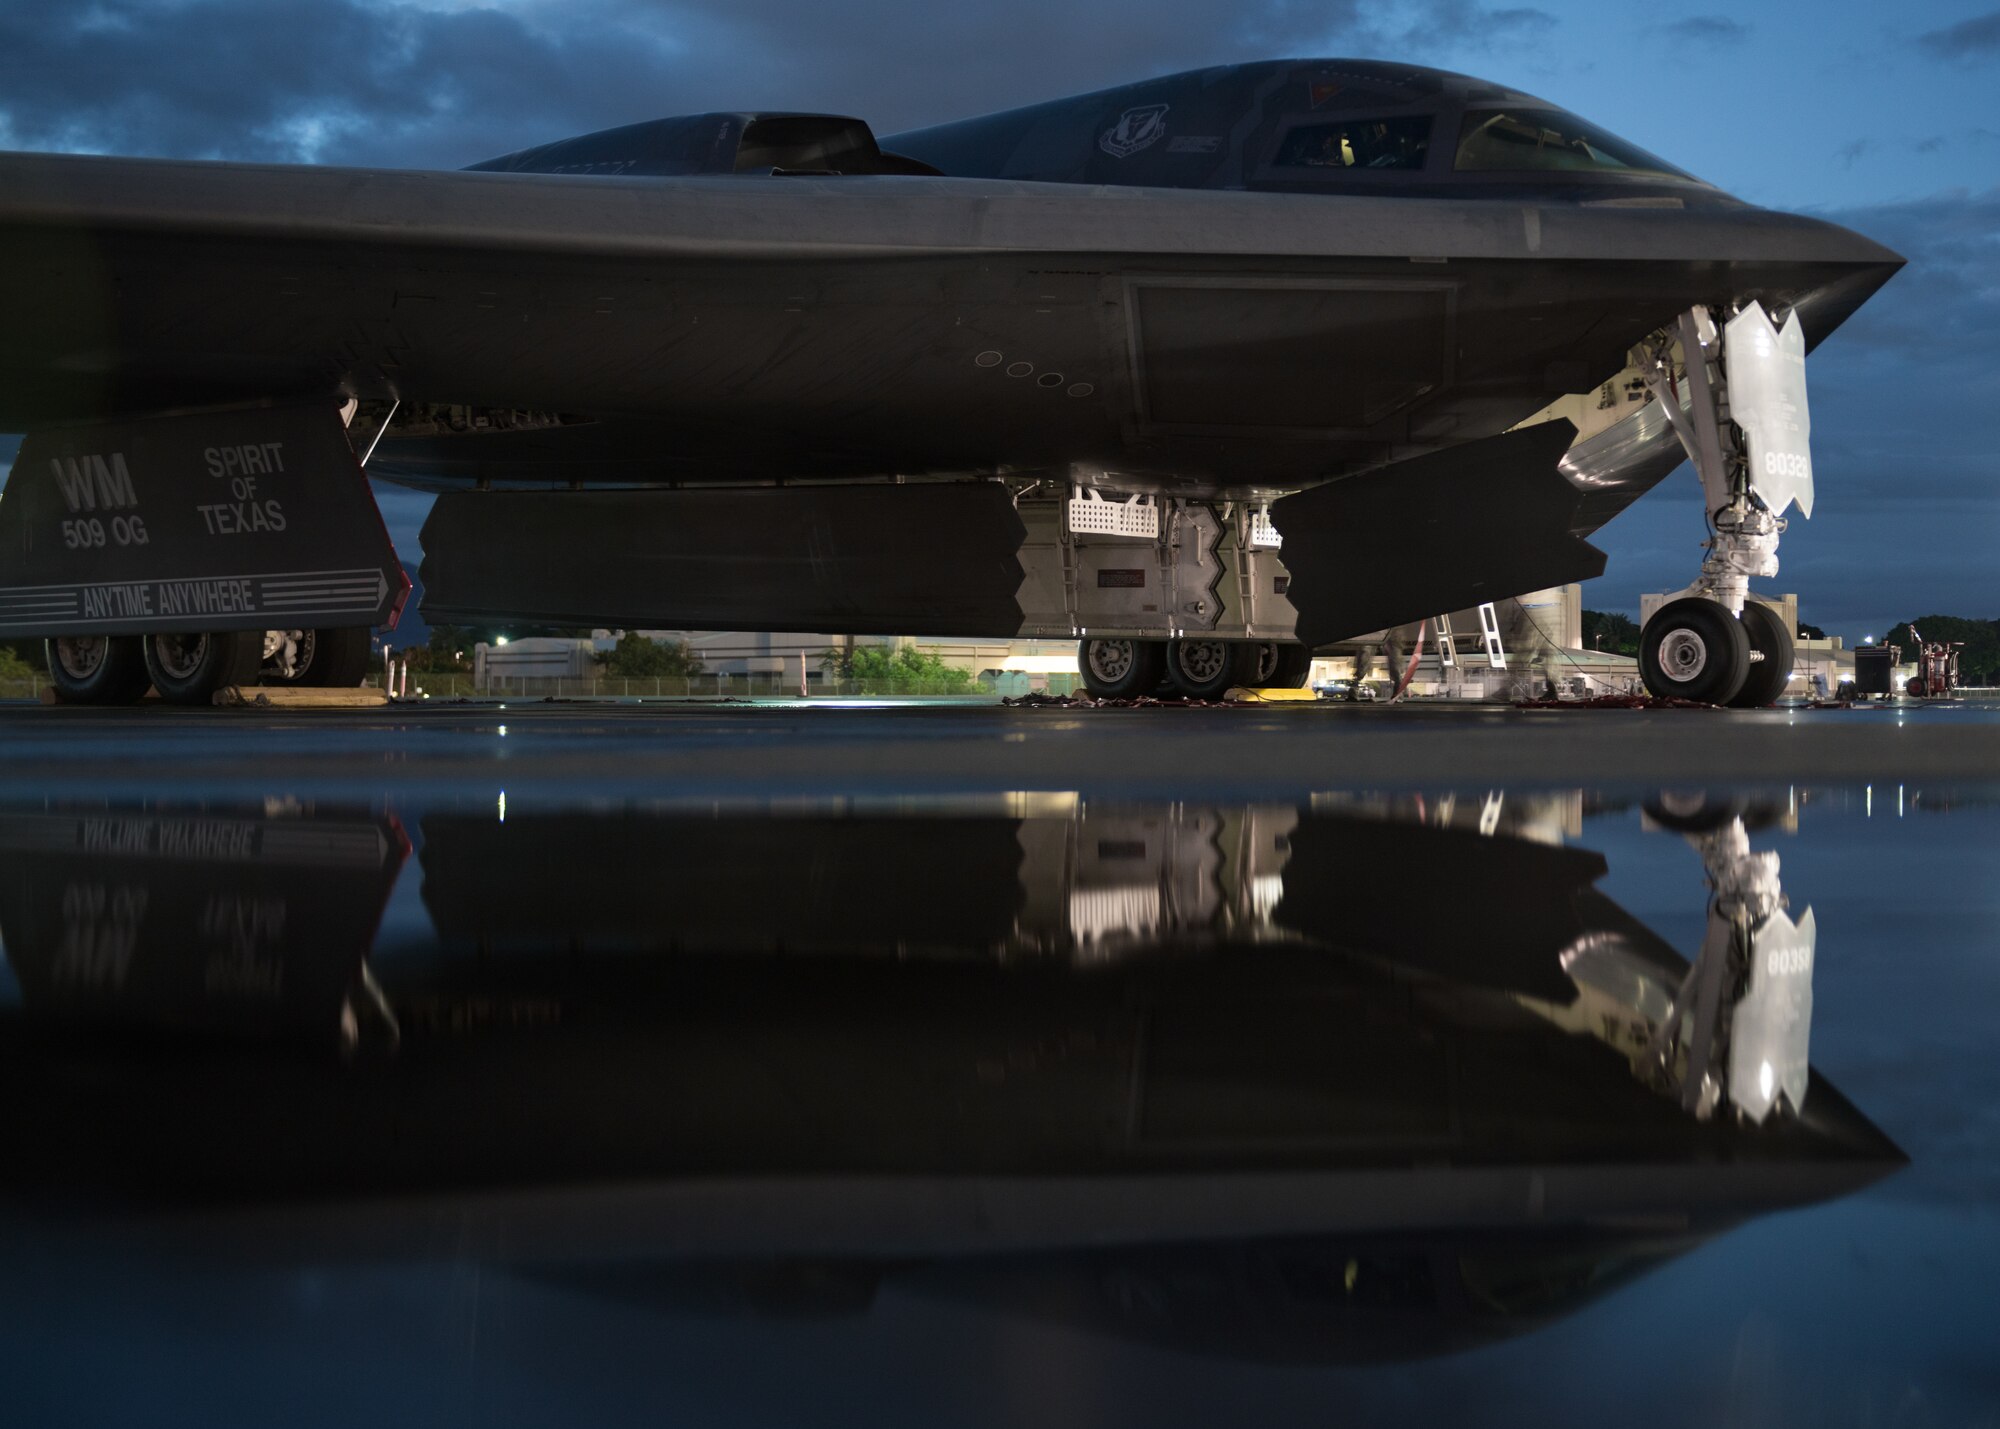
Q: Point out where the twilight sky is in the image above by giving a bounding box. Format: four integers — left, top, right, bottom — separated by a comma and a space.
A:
0, 0, 1994, 640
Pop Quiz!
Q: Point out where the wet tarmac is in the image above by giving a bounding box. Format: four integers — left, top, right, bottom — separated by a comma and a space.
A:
0, 698, 1996, 1427
3, 697, 1998, 800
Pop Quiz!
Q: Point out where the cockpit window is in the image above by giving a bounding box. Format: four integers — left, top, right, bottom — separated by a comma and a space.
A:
1454, 109, 1692, 179
1274, 116, 1433, 171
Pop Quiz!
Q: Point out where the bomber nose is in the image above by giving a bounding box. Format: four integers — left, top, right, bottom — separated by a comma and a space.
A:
1775, 211, 1904, 348
1792, 209, 1905, 271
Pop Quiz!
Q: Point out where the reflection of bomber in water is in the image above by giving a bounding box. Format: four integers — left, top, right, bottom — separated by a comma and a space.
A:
0, 795, 1892, 1362
0, 808, 405, 1052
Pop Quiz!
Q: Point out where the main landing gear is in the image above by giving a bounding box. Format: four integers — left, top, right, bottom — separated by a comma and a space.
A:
44, 626, 375, 706
1079, 637, 1313, 699
43, 635, 153, 705
260, 627, 372, 688
1632, 303, 1816, 706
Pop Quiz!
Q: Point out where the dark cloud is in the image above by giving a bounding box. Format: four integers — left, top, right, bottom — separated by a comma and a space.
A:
1409, 1, 1558, 44
1917, 8, 2000, 59
0, 0, 1556, 169
1837, 138, 1868, 168
1650, 15, 1750, 45
0, 1, 680, 166
1815, 188, 2000, 366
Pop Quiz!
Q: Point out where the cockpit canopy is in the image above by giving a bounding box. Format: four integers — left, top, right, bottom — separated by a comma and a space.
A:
466, 62, 1715, 204
886, 60, 1715, 202
1273, 106, 1690, 180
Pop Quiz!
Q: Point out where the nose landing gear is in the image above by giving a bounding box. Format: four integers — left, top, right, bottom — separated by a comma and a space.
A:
1633, 304, 1815, 706
1640, 598, 1751, 705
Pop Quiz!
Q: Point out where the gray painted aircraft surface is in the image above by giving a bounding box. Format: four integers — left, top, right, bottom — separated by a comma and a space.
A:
0, 60, 1901, 703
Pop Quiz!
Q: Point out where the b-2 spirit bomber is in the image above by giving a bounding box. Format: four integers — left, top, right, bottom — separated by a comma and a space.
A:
0, 60, 1900, 703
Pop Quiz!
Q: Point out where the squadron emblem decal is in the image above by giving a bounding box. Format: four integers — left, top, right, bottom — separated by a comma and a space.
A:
1098, 103, 1170, 159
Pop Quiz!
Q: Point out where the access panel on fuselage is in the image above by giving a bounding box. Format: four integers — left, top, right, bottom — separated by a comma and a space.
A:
1127, 278, 1454, 436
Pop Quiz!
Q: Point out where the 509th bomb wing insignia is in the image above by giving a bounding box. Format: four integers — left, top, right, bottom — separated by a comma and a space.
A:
1098, 103, 1169, 159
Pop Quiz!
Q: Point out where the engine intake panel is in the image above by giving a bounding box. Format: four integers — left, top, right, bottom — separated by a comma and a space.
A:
466, 113, 941, 179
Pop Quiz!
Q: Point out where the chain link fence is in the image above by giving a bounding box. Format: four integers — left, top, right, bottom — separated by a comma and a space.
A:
3, 670, 1081, 701
386, 672, 1064, 700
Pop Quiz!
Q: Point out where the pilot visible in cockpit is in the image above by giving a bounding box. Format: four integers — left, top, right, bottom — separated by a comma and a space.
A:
1283, 119, 1430, 171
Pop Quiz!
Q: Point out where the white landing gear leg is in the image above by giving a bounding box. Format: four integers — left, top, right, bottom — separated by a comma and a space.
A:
1640, 807, 1815, 1123
1635, 304, 1813, 706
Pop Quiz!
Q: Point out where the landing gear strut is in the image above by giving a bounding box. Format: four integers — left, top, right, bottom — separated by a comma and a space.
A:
1634, 303, 1815, 706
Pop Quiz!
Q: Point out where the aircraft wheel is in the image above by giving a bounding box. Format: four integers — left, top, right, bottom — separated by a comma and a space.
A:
43, 635, 152, 704
265, 627, 371, 687
1078, 637, 1164, 699
143, 630, 261, 706
260, 629, 312, 685
1165, 637, 1238, 699
1266, 643, 1315, 689
1233, 641, 1281, 687
1728, 603, 1795, 708
1639, 599, 1749, 704
1643, 792, 1745, 834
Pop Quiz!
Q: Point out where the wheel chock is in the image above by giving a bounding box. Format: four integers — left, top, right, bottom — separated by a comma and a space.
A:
212, 686, 390, 708
1227, 686, 1320, 702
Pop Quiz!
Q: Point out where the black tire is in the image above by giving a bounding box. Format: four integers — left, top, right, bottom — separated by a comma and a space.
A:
43, 635, 152, 704
141, 630, 261, 706
262, 627, 370, 686
1644, 793, 1745, 834
1907, 676, 1927, 698
1078, 638, 1165, 699
260, 629, 310, 686
1639, 598, 1750, 704
1165, 637, 1239, 699
1266, 643, 1315, 689
1233, 641, 1281, 688
1728, 602, 1795, 708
